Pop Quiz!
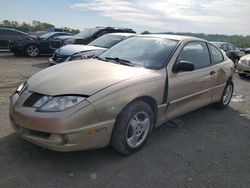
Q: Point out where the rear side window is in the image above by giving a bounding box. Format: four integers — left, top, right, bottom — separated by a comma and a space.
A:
177, 41, 211, 70
209, 44, 224, 64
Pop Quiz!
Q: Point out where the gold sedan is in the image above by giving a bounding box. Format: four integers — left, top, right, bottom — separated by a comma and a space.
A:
9, 35, 234, 155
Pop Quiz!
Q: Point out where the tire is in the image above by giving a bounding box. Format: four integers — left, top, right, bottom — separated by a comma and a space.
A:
25, 44, 39, 57
111, 100, 154, 155
214, 81, 234, 109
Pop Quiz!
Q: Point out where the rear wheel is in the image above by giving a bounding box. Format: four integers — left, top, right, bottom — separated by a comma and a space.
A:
26, 44, 39, 57
214, 81, 234, 109
111, 101, 154, 155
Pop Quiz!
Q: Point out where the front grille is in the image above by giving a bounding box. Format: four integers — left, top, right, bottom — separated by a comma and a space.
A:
28, 129, 51, 139
50, 40, 62, 49
23, 93, 43, 107
52, 52, 68, 63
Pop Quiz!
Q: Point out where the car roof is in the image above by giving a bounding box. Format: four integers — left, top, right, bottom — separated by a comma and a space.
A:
0, 27, 29, 35
104, 33, 137, 37
138, 34, 205, 41
96, 26, 135, 31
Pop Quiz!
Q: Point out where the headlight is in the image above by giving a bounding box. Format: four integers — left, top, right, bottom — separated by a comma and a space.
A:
33, 95, 85, 112
69, 55, 84, 61
16, 82, 26, 94
63, 39, 74, 45
69, 54, 95, 61
239, 59, 248, 65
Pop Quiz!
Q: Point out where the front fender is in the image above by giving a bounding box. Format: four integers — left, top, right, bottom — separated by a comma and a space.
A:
89, 76, 166, 122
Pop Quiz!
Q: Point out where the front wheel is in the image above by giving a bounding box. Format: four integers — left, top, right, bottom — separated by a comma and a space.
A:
26, 44, 39, 57
111, 101, 154, 155
214, 81, 234, 109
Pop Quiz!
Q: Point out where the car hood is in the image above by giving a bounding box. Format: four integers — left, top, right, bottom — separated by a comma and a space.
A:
27, 59, 153, 96
56, 44, 106, 56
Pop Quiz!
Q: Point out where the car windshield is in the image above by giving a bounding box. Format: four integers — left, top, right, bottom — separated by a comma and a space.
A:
99, 37, 178, 69
89, 34, 126, 48
75, 28, 98, 38
39, 32, 55, 40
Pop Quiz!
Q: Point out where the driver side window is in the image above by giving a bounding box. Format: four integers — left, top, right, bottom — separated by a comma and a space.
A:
177, 41, 211, 70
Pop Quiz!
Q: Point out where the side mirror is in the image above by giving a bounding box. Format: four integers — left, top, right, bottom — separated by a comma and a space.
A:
173, 61, 195, 73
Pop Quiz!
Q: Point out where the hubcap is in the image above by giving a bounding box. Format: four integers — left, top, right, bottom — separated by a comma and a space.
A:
27, 45, 39, 57
126, 111, 150, 148
223, 84, 233, 105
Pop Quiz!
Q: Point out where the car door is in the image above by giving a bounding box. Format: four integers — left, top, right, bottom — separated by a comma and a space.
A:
0, 29, 7, 49
0, 29, 13, 49
208, 44, 230, 102
166, 41, 217, 120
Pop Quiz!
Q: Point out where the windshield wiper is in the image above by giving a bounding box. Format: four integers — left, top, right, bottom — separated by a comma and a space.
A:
94, 56, 108, 61
105, 57, 134, 67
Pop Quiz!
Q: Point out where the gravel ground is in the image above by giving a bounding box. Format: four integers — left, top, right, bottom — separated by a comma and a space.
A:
0, 52, 250, 188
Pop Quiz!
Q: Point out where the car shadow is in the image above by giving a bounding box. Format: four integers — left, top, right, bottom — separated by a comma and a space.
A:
0, 106, 250, 187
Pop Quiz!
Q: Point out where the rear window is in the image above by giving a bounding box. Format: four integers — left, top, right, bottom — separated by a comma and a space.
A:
210, 44, 224, 64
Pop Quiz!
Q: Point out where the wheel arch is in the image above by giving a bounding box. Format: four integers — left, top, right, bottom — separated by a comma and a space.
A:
116, 95, 158, 127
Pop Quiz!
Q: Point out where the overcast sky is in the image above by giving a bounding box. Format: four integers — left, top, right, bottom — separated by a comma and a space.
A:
1, 0, 249, 35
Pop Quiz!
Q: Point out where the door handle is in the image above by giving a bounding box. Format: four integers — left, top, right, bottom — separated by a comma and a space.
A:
210, 71, 216, 75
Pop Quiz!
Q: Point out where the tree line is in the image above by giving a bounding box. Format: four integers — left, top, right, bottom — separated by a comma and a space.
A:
142, 31, 250, 48
1, 20, 249, 48
0, 20, 80, 34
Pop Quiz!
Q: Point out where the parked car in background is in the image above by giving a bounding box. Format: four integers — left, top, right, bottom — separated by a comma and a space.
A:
47, 27, 75, 35
49, 27, 136, 49
48, 33, 136, 66
9, 32, 73, 57
245, 48, 250, 54
211, 41, 244, 65
237, 54, 250, 77
0, 28, 36, 49
9, 35, 234, 155
28, 31, 47, 37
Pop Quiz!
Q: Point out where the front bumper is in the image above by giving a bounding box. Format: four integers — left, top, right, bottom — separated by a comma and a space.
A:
9, 90, 115, 152
237, 63, 250, 76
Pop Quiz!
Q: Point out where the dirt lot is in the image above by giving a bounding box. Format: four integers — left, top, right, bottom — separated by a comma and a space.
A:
0, 52, 250, 188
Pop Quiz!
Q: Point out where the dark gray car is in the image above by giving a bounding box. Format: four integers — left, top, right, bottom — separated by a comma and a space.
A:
0, 28, 34, 49
48, 33, 135, 66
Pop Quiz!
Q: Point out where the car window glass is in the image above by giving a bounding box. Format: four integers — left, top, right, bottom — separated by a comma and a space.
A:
89, 34, 125, 48
96, 30, 108, 38
221, 44, 227, 50
99, 37, 178, 69
75, 29, 99, 38
177, 42, 211, 69
228, 45, 234, 50
0, 29, 5, 35
210, 44, 224, 64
